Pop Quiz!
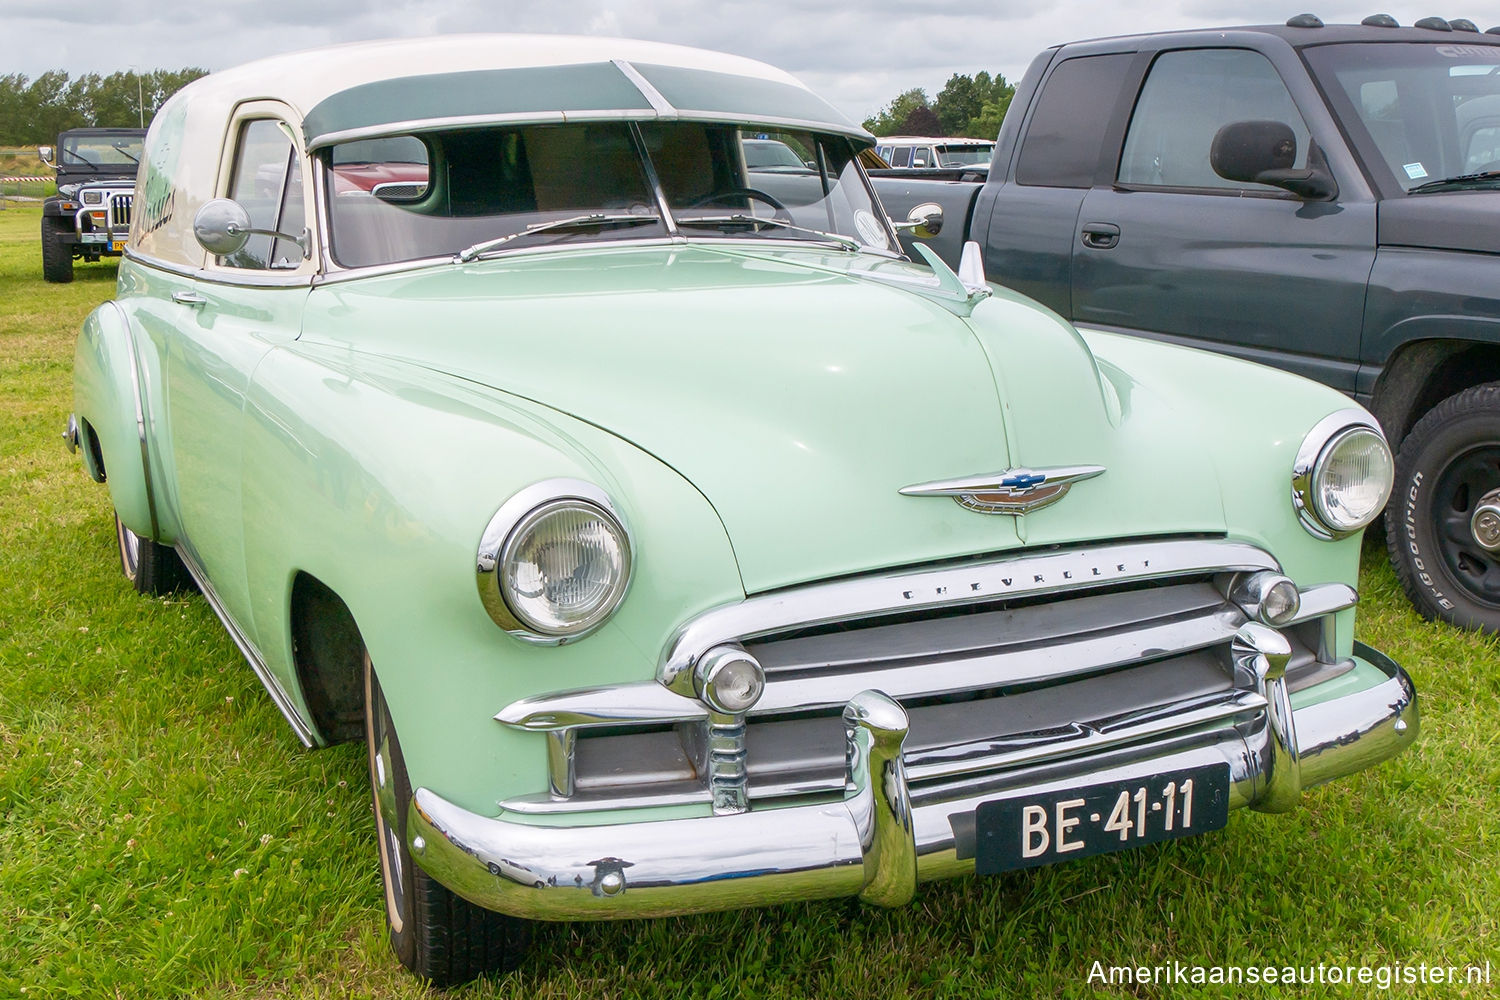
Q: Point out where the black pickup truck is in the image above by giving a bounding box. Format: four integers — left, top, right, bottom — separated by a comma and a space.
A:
874, 16, 1500, 633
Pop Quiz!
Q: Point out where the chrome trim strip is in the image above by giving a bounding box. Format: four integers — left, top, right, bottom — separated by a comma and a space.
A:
498, 681, 703, 730
1285, 582, 1357, 624
901, 688, 1268, 784
173, 543, 318, 747
612, 60, 676, 116
748, 608, 1244, 716
659, 539, 1278, 696
308, 113, 573, 150
107, 300, 160, 543
121, 249, 316, 289
407, 649, 1415, 920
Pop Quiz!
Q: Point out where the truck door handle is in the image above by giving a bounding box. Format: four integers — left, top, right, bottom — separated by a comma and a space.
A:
1081, 223, 1120, 250
172, 291, 207, 307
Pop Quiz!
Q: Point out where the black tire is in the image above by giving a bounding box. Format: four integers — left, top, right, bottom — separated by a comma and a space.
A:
115, 513, 194, 596
364, 654, 531, 985
1387, 382, 1500, 632
41, 216, 74, 283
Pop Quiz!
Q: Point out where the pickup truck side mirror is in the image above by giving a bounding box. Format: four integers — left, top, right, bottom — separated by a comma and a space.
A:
38, 145, 55, 167
1211, 120, 1338, 201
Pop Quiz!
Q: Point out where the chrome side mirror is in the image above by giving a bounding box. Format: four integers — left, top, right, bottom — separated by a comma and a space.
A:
38, 145, 55, 166
193, 198, 310, 260
890, 202, 944, 240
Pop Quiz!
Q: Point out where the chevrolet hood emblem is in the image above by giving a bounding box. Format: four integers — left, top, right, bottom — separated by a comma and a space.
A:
899, 465, 1105, 515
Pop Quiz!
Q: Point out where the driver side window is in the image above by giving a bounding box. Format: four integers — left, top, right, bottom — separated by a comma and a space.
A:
1119, 49, 1311, 191
224, 119, 305, 269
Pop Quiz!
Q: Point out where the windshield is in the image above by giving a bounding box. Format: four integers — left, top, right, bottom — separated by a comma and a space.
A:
61, 133, 143, 166
324, 121, 894, 268
936, 144, 993, 167
1306, 42, 1500, 191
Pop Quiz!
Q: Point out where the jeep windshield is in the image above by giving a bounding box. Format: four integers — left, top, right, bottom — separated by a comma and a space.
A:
324, 121, 895, 268
1306, 41, 1500, 192
61, 133, 143, 166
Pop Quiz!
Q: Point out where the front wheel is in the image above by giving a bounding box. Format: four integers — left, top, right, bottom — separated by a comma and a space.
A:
1386, 383, 1500, 632
364, 653, 531, 985
41, 216, 74, 283
115, 513, 193, 595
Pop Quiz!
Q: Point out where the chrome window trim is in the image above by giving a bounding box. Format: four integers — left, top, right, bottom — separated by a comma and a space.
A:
658, 538, 1279, 697
124, 249, 318, 289
1290, 408, 1389, 540
475, 478, 634, 645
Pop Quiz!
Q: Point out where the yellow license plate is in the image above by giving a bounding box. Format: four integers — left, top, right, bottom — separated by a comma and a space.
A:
111, 240, 126, 252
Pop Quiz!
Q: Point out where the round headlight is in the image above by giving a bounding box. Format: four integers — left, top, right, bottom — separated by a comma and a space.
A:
1293, 416, 1394, 539
477, 481, 632, 642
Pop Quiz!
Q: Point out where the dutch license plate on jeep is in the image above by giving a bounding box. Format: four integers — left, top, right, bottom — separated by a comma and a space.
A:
111, 240, 126, 252
973, 763, 1231, 874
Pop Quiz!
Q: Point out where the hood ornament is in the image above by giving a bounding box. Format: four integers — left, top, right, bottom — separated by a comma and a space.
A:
900, 465, 1105, 515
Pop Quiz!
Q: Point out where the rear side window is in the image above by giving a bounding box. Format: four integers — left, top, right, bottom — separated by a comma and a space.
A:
1118, 48, 1311, 190
1016, 53, 1135, 188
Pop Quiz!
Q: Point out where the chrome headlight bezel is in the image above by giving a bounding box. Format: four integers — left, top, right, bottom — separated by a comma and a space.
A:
476, 479, 633, 645
1291, 409, 1394, 540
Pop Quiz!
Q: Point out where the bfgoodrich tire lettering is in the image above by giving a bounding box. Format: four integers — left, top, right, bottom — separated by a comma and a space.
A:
1387, 383, 1500, 633
363, 653, 530, 985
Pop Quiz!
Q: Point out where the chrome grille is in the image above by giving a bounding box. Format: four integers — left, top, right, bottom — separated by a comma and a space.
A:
109, 193, 133, 231
496, 539, 1355, 815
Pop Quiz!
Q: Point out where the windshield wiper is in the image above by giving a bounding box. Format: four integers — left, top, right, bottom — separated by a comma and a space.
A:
456, 213, 658, 262
674, 214, 862, 251
1408, 170, 1500, 194
111, 143, 140, 164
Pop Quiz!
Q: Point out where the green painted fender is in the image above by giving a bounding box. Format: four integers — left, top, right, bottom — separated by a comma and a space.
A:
72, 300, 179, 544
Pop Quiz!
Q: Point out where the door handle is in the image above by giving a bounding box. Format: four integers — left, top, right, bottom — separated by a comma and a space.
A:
1080, 223, 1120, 250
172, 290, 207, 307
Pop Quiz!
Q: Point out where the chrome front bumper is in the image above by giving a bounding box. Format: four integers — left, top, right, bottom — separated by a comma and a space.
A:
407, 641, 1416, 921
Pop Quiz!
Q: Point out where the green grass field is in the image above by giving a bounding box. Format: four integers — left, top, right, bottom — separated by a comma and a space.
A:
1, 201, 1497, 998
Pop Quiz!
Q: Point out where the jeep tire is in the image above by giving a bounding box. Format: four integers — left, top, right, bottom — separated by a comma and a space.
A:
41, 215, 74, 283
1387, 382, 1500, 633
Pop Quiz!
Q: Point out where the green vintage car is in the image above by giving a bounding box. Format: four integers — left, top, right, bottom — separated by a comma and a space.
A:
66, 35, 1418, 984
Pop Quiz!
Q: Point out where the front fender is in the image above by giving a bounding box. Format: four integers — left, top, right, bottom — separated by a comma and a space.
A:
72, 301, 168, 542
235, 344, 746, 814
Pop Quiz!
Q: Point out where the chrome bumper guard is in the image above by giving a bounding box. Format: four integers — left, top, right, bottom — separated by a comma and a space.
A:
407, 640, 1416, 921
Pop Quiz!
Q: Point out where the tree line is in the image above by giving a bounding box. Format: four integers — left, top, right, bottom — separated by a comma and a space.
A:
863, 71, 1015, 139
0, 69, 207, 145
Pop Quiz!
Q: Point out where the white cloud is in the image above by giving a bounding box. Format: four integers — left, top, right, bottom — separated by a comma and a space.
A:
0, 1, 1492, 124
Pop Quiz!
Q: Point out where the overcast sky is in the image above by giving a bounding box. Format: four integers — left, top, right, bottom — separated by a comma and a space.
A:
0, 2, 1485, 122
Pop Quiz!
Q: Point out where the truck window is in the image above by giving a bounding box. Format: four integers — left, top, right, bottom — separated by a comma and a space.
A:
1118, 49, 1311, 190
891, 146, 913, 167
1016, 54, 1135, 188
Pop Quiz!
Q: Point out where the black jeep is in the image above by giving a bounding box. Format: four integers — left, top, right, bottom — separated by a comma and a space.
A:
39, 127, 146, 282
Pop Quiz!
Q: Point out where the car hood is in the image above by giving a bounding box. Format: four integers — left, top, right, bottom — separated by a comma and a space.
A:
1378, 191, 1500, 254
302, 245, 1226, 592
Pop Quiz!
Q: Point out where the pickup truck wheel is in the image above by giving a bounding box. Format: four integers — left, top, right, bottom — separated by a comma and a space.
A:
41, 217, 74, 283
115, 513, 193, 595
1387, 383, 1500, 632
364, 654, 531, 985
